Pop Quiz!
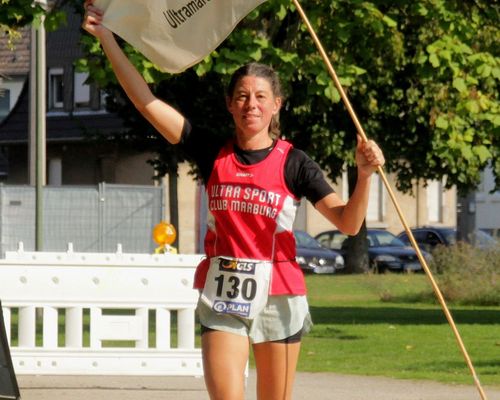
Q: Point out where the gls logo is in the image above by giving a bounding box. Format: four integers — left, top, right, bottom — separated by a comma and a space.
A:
218, 258, 256, 274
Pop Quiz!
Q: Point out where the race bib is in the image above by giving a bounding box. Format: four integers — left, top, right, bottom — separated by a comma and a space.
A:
201, 257, 272, 319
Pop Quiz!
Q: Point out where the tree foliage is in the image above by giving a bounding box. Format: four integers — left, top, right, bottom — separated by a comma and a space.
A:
4, 0, 499, 193
1, 0, 67, 47
71, 0, 499, 194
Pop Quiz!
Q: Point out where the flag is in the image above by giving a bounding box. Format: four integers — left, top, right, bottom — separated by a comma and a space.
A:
94, 0, 268, 73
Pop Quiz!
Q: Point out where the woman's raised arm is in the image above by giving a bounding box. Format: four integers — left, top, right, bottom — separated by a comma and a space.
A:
82, 1, 185, 144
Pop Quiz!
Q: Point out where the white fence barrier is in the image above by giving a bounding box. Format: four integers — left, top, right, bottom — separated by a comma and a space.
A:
0, 244, 204, 376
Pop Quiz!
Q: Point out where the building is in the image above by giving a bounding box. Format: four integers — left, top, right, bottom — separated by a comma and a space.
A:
475, 165, 500, 238
0, 9, 156, 186
292, 172, 457, 238
0, 27, 30, 177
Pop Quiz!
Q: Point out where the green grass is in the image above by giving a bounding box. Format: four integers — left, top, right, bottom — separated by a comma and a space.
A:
8, 274, 499, 387
299, 274, 500, 387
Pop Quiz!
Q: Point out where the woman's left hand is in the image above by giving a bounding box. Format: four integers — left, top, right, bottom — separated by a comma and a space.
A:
355, 134, 385, 178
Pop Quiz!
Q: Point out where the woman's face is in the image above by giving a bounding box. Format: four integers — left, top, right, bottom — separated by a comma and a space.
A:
226, 75, 281, 138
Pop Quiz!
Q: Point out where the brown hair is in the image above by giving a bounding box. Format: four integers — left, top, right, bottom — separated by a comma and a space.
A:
227, 63, 283, 138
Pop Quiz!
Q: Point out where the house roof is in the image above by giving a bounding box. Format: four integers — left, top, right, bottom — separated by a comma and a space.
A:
0, 27, 31, 78
46, 6, 85, 67
0, 78, 126, 144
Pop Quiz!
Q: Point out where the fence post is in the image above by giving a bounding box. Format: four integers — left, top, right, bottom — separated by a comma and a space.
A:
136, 308, 149, 349
90, 307, 102, 349
65, 307, 83, 348
177, 308, 195, 349
42, 306, 58, 348
18, 306, 36, 348
156, 308, 171, 349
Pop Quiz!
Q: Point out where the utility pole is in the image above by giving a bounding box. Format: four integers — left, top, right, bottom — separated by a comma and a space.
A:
29, 0, 47, 251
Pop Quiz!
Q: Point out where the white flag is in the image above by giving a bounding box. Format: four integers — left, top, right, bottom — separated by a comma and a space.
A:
94, 0, 268, 73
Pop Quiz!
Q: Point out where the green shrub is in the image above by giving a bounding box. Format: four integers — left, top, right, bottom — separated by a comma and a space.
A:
429, 242, 500, 306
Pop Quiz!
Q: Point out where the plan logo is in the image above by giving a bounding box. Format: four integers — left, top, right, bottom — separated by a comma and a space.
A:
213, 300, 251, 317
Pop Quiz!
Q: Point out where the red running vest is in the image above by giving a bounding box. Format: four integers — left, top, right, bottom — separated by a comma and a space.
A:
193, 139, 306, 295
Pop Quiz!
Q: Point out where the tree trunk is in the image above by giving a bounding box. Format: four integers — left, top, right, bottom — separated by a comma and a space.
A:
343, 165, 369, 274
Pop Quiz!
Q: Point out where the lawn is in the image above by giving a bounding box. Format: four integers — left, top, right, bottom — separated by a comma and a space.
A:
7, 273, 499, 387
298, 274, 500, 387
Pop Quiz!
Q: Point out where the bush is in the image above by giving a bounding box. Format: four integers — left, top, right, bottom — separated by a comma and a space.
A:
429, 242, 500, 306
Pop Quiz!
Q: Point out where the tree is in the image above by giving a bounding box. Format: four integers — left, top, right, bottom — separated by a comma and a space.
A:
72, 0, 499, 189
6, 0, 497, 265
1, 0, 68, 43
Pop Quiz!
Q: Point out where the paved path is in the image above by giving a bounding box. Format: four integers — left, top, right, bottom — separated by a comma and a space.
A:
17, 371, 500, 400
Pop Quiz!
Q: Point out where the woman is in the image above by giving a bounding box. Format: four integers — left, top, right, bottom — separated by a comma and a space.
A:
83, 2, 385, 399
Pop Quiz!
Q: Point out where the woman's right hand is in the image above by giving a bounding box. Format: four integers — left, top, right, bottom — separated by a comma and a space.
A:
82, 0, 111, 40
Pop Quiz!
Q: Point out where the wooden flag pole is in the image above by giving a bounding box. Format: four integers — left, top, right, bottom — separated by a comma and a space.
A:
291, 1, 488, 399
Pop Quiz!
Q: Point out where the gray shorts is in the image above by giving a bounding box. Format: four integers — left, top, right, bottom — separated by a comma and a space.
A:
196, 294, 312, 344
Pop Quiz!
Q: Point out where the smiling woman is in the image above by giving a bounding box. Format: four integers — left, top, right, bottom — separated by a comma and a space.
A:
225, 63, 283, 144
226, 75, 281, 145
82, 3, 385, 397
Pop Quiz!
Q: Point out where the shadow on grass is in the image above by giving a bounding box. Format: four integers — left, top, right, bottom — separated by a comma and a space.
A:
310, 306, 500, 325
413, 359, 500, 375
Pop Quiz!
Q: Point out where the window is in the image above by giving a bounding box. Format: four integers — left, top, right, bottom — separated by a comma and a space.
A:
0, 88, 10, 121
411, 231, 426, 243
49, 68, 64, 109
367, 173, 386, 222
342, 169, 386, 222
48, 158, 62, 186
316, 232, 348, 250
74, 71, 90, 108
341, 170, 348, 201
481, 165, 500, 195
427, 180, 443, 223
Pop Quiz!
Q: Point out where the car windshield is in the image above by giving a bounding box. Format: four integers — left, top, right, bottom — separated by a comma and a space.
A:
294, 231, 323, 249
368, 231, 406, 247
473, 230, 496, 246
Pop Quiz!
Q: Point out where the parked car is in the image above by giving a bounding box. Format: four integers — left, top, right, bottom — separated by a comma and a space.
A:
480, 228, 500, 240
397, 227, 496, 251
294, 230, 345, 274
315, 229, 430, 273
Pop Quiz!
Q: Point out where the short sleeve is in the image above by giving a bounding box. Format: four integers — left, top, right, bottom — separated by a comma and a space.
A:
178, 119, 224, 184
285, 149, 334, 204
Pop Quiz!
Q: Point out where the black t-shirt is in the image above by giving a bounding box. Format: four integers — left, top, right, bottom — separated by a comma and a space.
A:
178, 120, 334, 205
